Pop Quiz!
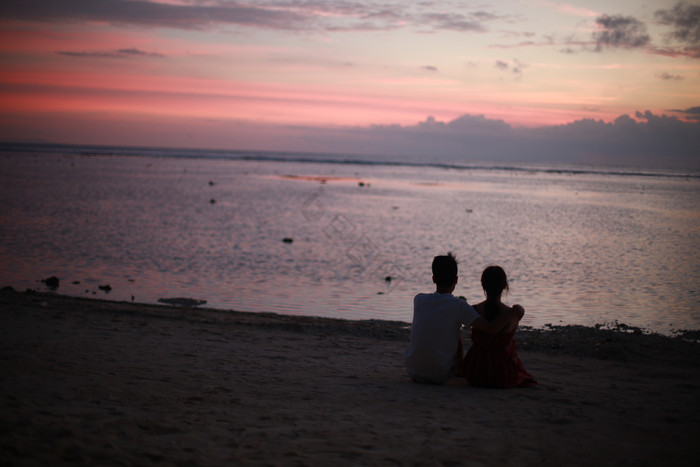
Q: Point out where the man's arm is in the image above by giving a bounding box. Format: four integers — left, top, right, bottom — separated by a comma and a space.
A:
470, 315, 507, 334
512, 304, 525, 320
470, 305, 525, 334
505, 305, 525, 333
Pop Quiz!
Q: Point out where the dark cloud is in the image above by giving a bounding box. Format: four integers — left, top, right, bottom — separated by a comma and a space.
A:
323, 20, 402, 32
56, 48, 165, 59
656, 1, 700, 45
648, 45, 700, 58
305, 111, 700, 169
511, 59, 525, 75
8, 107, 698, 169
472, 11, 499, 22
494, 59, 524, 77
669, 106, 700, 122
421, 65, 437, 72
490, 40, 537, 49
421, 12, 486, 32
657, 72, 683, 81
446, 113, 512, 135
651, 2, 700, 58
56, 51, 124, 59
0, 0, 315, 30
593, 14, 650, 50
118, 48, 165, 58
559, 34, 594, 53
490, 34, 558, 51
0, 0, 495, 34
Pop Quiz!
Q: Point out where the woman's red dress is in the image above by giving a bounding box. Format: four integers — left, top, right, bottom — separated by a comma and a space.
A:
462, 327, 537, 388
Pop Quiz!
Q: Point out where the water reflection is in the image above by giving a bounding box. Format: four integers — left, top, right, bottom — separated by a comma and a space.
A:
0, 152, 698, 334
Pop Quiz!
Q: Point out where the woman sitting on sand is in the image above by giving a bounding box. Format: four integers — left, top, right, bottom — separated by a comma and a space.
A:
462, 266, 537, 388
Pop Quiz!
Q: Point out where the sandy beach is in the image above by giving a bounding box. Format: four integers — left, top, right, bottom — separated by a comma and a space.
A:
1, 288, 699, 466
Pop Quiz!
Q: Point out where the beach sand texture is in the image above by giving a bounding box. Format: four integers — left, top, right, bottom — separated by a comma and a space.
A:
1, 289, 699, 466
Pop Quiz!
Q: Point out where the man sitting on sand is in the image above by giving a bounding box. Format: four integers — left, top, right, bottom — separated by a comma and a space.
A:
405, 253, 524, 385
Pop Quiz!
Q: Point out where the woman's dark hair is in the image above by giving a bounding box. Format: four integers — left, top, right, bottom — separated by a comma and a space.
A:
481, 265, 509, 321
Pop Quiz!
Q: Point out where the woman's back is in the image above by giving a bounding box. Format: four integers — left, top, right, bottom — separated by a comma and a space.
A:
463, 301, 536, 388
470, 324, 516, 347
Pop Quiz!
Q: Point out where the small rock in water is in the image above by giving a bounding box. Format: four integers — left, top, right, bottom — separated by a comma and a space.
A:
385, 276, 392, 282
158, 297, 207, 307
41, 276, 60, 290
283, 237, 294, 243
210, 198, 216, 204
98, 284, 112, 292
208, 180, 215, 186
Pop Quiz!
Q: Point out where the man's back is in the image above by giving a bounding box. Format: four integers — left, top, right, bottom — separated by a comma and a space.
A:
405, 292, 479, 384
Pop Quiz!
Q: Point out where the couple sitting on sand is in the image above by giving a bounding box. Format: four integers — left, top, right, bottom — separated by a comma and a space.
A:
405, 253, 537, 388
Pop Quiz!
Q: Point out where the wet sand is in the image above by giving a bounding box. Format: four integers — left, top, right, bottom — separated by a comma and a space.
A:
1, 288, 699, 465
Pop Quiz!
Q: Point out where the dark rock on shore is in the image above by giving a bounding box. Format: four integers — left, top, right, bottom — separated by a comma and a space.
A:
41, 276, 59, 290
158, 297, 207, 307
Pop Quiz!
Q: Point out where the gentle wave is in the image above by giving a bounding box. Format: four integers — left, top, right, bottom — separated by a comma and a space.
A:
2, 142, 698, 180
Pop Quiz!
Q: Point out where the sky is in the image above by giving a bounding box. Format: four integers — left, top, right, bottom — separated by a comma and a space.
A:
1, 0, 699, 168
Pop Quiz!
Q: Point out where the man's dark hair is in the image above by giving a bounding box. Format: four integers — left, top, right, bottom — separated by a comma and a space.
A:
432, 252, 458, 287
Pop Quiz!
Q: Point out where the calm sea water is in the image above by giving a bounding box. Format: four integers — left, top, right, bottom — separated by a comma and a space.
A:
1, 144, 699, 334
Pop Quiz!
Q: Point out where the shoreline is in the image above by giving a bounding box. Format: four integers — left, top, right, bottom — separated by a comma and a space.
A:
4, 286, 699, 352
2, 288, 700, 465
3, 142, 699, 179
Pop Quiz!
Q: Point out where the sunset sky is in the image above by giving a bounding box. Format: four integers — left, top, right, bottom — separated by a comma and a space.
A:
1, 0, 699, 168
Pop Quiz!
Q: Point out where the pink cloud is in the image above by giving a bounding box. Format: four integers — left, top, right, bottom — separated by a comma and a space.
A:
0, 61, 641, 132
0, 23, 153, 54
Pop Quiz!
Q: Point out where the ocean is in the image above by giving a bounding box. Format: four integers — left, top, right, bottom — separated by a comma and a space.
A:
1, 143, 699, 334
